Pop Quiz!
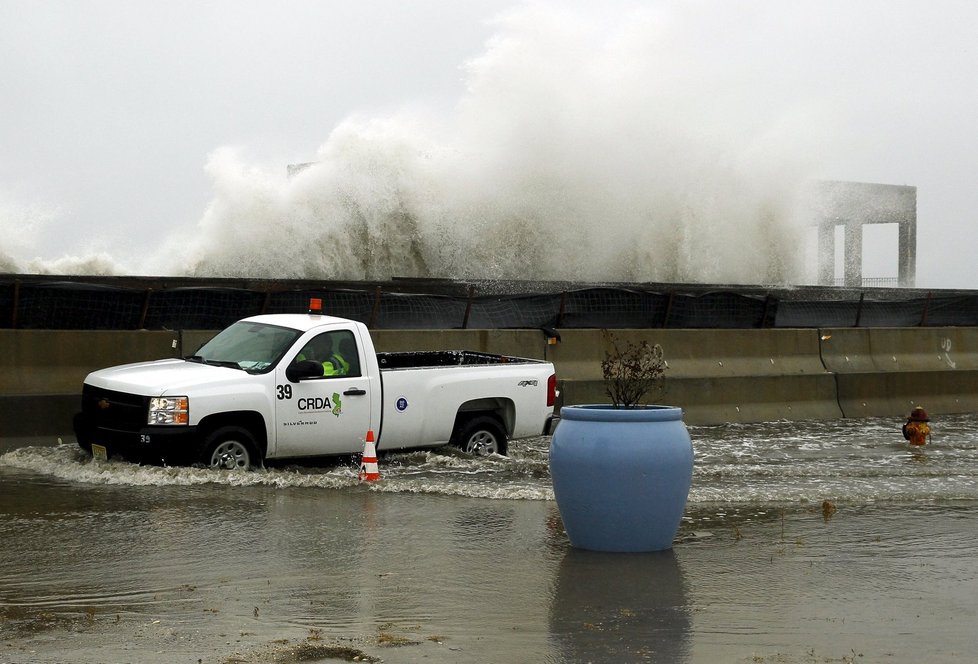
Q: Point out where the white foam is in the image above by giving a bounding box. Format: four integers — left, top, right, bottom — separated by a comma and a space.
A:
166, 5, 822, 284
0, 444, 552, 498
0, 445, 357, 489
9, 5, 830, 285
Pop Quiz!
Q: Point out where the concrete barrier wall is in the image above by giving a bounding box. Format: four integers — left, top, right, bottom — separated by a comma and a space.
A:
371, 329, 550, 360
543, 329, 828, 378
2, 327, 976, 438
0, 330, 181, 395
544, 329, 840, 424
557, 374, 841, 425
819, 327, 978, 373
0, 329, 182, 438
820, 327, 978, 419
834, 371, 978, 420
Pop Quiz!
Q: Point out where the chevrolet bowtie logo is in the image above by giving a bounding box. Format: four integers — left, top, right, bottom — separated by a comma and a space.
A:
97, 399, 110, 410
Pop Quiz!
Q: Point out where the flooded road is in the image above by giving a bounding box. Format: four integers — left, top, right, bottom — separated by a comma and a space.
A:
2, 416, 978, 663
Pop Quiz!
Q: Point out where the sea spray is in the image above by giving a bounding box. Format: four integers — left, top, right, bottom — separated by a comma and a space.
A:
5, 4, 833, 284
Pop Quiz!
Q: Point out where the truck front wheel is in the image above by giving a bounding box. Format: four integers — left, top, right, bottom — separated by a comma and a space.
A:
202, 426, 259, 471
452, 415, 507, 456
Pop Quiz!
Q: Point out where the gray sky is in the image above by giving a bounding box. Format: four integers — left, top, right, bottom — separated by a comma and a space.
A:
1, 1, 976, 288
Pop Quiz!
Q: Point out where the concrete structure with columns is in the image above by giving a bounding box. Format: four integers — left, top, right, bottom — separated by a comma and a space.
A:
813, 180, 917, 288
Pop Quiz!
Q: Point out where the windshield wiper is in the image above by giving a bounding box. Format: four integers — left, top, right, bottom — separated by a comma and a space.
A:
183, 356, 242, 370
204, 359, 243, 370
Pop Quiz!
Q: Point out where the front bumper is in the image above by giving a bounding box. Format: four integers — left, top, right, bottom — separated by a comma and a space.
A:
73, 412, 200, 465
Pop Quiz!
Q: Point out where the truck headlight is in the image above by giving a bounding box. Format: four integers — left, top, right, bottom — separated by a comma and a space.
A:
148, 396, 189, 425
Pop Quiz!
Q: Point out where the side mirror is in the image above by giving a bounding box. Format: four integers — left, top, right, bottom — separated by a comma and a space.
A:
286, 360, 324, 383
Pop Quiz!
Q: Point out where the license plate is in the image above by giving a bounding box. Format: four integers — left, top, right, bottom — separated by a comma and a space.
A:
91, 444, 108, 461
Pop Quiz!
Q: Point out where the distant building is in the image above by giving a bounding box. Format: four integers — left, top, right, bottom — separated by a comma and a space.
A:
811, 180, 917, 288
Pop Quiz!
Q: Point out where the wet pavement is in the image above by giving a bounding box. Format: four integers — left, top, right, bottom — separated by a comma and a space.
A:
2, 423, 978, 663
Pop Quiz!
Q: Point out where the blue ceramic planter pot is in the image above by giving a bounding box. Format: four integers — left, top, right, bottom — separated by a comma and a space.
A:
549, 404, 694, 552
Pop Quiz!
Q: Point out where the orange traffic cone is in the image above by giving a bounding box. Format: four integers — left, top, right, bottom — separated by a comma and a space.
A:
359, 430, 380, 481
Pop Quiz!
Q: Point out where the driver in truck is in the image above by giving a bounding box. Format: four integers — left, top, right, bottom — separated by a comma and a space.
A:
296, 334, 349, 377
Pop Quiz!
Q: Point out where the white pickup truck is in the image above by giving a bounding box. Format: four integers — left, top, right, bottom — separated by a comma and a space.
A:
73, 306, 558, 470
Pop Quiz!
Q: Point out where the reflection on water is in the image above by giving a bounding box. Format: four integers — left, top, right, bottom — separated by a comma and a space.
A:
0, 467, 564, 662
550, 549, 689, 662
677, 501, 978, 663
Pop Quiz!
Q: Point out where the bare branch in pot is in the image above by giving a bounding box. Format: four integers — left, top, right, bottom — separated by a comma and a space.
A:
600, 330, 667, 408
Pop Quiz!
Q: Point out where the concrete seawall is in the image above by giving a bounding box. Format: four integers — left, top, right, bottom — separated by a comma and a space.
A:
3, 327, 977, 438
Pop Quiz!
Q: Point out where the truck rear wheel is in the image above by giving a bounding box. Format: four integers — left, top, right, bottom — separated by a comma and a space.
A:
452, 415, 507, 456
202, 426, 259, 471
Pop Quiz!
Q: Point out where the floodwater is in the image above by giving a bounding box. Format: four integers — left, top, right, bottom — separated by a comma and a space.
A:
2, 415, 977, 663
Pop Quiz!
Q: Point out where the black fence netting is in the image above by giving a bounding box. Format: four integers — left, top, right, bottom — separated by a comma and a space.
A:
774, 300, 863, 328
666, 292, 772, 328
467, 294, 561, 329
0, 282, 13, 327
921, 295, 978, 326
856, 299, 930, 327
556, 289, 666, 328
371, 292, 468, 329
13, 282, 146, 330
143, 288, 267, 330
2, 276, 978, 330
266, 289, 376, 324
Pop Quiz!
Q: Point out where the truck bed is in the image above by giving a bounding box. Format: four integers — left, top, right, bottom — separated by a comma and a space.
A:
377, 350, 539, 370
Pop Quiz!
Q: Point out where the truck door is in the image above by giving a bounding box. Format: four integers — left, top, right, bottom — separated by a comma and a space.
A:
273, 329, 372, 457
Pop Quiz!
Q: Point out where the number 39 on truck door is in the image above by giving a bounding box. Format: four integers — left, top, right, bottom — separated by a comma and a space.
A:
273, 328, 373, 457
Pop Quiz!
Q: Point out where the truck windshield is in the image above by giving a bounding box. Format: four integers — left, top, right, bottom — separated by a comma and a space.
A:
190, 322, 302, 374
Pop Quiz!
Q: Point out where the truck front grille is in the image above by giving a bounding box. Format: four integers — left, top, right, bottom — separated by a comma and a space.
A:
81, 385, 148, 431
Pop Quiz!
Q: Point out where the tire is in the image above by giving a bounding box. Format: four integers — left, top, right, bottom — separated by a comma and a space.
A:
201, 426, 259, 470
451, 415, 507, 456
